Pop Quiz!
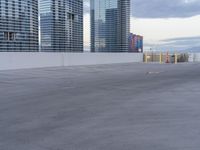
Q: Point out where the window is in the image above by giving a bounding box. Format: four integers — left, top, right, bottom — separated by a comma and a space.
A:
9, 32, 15, 40
4, 32, 9, 40
3, 32, 15, 41
67, 13, 75, 20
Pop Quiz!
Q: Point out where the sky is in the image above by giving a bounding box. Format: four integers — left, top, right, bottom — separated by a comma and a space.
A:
83, 0, 200, 51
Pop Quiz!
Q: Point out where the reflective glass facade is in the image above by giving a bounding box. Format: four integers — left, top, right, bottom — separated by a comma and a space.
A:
91, 0, 130, 52
40, 0, 83, 52
0, 0, 39, 52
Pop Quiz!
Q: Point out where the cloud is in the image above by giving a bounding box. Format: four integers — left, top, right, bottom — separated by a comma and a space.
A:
132, 0, 200, 18
145, 36, 200, 51
84, 0, 200, 18
84, 0, 90, 14
161, 36, 200, 48
162, 36, 200, 42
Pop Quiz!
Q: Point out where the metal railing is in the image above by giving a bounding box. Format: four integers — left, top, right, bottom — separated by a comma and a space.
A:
144, 51, 189, 64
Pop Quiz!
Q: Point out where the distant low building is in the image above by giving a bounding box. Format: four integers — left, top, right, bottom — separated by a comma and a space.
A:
129, 33, 143, 53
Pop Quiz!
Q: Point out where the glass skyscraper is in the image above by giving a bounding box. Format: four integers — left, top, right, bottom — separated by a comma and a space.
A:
0, 0, 39, 52
91, 0, 130, 52
40, 0, 83, 52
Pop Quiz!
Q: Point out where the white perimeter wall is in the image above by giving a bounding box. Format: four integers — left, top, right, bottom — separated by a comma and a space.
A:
193, 53, 200, 62
0, 53, 143, 70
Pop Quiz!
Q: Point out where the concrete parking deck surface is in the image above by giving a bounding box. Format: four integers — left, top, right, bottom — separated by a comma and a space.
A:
0, 63, 200, 150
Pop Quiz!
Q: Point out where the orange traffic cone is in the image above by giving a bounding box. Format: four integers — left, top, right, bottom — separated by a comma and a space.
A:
166, 51, 170, 63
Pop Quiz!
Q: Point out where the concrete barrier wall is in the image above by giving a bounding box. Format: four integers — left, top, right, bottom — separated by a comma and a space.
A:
0, 52, 143, 70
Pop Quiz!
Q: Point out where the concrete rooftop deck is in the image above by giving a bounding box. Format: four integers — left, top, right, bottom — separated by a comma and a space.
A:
0, 63, 200, 150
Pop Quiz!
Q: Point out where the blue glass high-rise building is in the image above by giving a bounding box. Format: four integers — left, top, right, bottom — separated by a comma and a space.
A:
91, 0, 130, 52
40, 0, 83, 52
0, 0, 39, 52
